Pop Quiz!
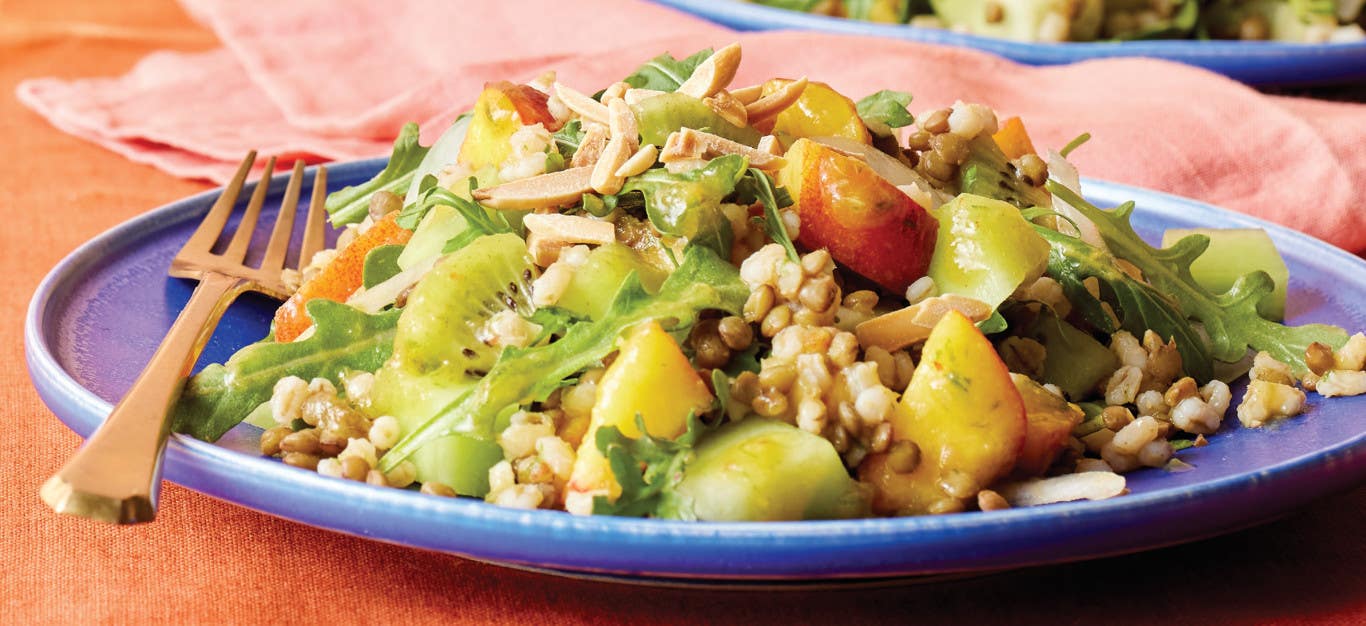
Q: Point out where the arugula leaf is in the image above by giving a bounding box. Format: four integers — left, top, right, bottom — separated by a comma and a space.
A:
172, 300, 401, 441
1047, 183, 1347, 375
621, 155, 747, 258
592, 413, 706, 519
362, 244, 405, 288
378, 245, 748, 470
622, 49, 713, 92
1031, 222, 1216, 381
856, 89, 915, 137
553, 119, 584, 162
738, 168, 799, 263
326, 123, 429, 226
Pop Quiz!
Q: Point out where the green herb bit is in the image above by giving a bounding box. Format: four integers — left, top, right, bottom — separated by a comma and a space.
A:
592, 413, 708, 519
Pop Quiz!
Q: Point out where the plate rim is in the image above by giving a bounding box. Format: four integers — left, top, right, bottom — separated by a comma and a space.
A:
649, 0, 1366, 85
26, 157, 1366, 580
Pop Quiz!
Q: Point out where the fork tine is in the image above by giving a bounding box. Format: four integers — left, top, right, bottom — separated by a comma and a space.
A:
180, 151, 256, 254
221, 156, 276, 263
297, 166, 328, 269
259, 160, 306, 274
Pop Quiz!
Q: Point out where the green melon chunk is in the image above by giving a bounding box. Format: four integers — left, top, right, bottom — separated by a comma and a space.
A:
555, 243, 668, 321
1023, 309, 1119, 400
1161, 228, 1288, 321
397, 205, 470, 272
675, 418, 870, 521
928, 193, 1050, 311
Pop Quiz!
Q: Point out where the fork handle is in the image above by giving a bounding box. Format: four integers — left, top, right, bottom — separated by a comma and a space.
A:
41, 272, 248, 523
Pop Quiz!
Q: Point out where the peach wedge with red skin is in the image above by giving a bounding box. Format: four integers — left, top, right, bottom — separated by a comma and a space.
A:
860, 310, 1027, 515
778, 138, 938, 294
458, 81, 559, 171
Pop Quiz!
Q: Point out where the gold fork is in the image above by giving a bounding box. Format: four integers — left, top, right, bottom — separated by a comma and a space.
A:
40, 153, 329, 524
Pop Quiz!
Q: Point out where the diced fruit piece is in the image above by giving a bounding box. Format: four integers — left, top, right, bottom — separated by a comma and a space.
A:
675, 418, 870, 521
1009, 374, 1085, 478
845, 0, 914, 23
390, 233, 535, 380
992, 116, 1037, 160
958, 135, 1052, 209
372, 373, 503, 497
930, 0, 1104, 42
1161, 228, 1288, 321
632, 92, 761, 148
779, 138, 938, 293
566, 321, 713, 507
458, 81, 557, 171
555, 243, 668, 321
1106, 0, 1200, 39
927, 193, 1050, 311
761, 79, 871, 145
273, 212, 413, 342
861, 310, 1027, 515
1023, 309, 1119, 399
396, 205, 469, 271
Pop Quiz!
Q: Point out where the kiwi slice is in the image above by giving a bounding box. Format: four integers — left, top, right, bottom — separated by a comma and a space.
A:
958, 135, 1052, 210
391, 232, 536, 379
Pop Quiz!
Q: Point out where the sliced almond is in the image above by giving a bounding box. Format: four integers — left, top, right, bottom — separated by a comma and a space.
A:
995, 472, 1127, 507
729, 83, 763, 105
591, 138, 634, 195
601, 81, 629, 103
676, 42, 742, 99
570, 122, 609, 168
524, 213, 616, 266
756, 134, 783, 157
704, 89, 748, 128
746, 77, 808, 124
553, 82, 609, 126
624, 88, 664, 107
607, 98, 638, 141
615, 144, 659, 178
473, 167, 593, 210
659, 128, 786, 171
855, 294, 992, 352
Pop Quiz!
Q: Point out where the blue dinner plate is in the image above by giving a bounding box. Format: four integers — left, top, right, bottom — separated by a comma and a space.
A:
651, 0, 1366, 86
26, 157, 1366, 582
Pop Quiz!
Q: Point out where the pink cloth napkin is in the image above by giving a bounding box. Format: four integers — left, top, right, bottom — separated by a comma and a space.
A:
16, 0, 1366, 253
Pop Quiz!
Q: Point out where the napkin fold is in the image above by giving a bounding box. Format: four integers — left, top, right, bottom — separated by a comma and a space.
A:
15, 0, 1366, 253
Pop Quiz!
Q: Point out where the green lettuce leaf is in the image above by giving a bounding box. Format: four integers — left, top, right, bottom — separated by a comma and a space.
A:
552, 119, 585, 162
325, 123, 429, 226
172, 300, 402, 441
735, 167, 799, 263
621, 154, 747, 258
1047, 183, 1347, 375
622, 49, 713, 92
856, 89, 915, 137
378, 245, 748, 470
592, 413, 707, 519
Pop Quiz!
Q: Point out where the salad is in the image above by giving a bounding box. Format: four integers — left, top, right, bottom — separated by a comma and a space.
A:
748, 1, 1366, 43
171, 43, 1365, 521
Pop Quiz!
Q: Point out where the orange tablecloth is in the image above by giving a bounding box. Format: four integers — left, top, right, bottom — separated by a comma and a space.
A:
4, 1, 1363, 622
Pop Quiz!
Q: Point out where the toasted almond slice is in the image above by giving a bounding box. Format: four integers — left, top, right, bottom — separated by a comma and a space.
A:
624, 88, 665, 107
757, 134, 783, 157
730, 83, 763, 105
571, 122, 610, 168
660, 127, 786, 170
676, 42, 742, 99
995, 472, 1127, 507
524, 213, 617, 266
615, 144, 659, 178
591, 138, 634, 195
746, 77, 808, 124
855, 294, 992, 352
554, 82, 609, 126
473, 167, 593, 210
704, 89, 748, 128
601, 81, 630, 103
607, 98, 638, 141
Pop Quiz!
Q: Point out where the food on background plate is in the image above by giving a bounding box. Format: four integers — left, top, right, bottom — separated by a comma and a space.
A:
749, 0, 1366, 44
170, 42, 1365, 522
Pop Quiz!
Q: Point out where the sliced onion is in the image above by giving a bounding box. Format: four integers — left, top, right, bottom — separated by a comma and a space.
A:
346, 253, 440, 314
1045, 149, 1107, 252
